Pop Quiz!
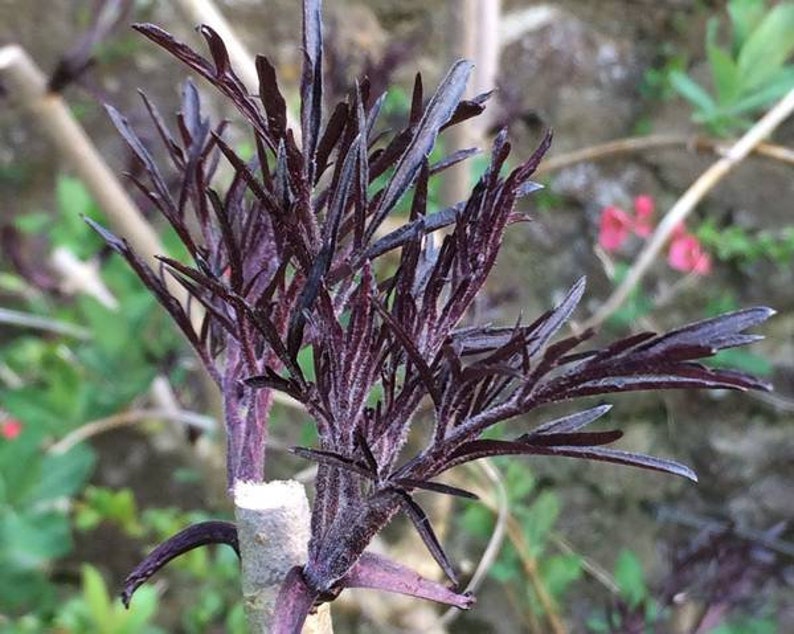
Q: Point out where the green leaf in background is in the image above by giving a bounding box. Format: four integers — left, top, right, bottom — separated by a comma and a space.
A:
723, 66, 794, 116
0, 509, 72, 569
81, 564, 113, 632
14, 211, 51, 235
29, 444, 95, 504
736, 2, 794, 91
706, 19, 740, 103
521, 490, 560, 558
75, 486, 143, 536
503, 460, 537, 502
54, 566, 163, 634
57, 175, 93, 219
0, 567, 57, 615
710, 616, 777, 634
490, 545, 522, 584
459, 502, 494, 540
52, 176, 105, 259
540, 553, 583, 599
707, 348, 773, 376
225, 603, 249, 634
614, 548, 647, 608
670, 0, 794, 134
728, 0, 767, 51
117, 585, 161, 634
669, 70, 717, 115
0, 427, 42, 506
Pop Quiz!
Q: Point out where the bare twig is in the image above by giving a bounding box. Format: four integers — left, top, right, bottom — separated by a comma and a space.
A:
441, 0, 501, 211
0, 307, 91, 339
550, 534, 619, 595
50, 246, 118, 309
0, 46, 178, 284
583, 88, 794, 330
235, 480, 333, 633
48, 407, 217, 455
505, 514, 568, 634
534, 134, 794, 176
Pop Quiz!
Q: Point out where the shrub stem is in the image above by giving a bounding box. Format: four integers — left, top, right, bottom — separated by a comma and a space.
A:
234, 480, 333, 633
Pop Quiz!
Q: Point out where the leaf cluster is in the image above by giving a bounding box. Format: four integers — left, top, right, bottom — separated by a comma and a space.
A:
669, 0, 794, 134
91, 1, 774, 629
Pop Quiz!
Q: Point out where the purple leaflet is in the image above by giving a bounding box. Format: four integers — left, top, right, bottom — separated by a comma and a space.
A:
364, 59, 474, 243
272, 566, 321, 634
301, 0, 323, 180
443, 438, 697, 482
530, 404, 613, 435
256, 55, 288, 139
396, 489, 460, 585
344, 552, 474, 609
122, 520, 238, 608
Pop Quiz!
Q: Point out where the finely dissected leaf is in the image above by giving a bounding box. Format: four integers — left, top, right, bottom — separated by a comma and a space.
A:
95, 5, 774, 629
441, 91, 493, 130
519, 430, 623, 447
199, 24, 231, 75
633, 307, 773, 355
256, 55, 288, 139
133, 23, 272, 146
395, 478, 479, 500
372, 298, 442, 408
291, 446, 374, 480
525, 276, 586, 356
106, 104, 177, 217
364, 59, 474, 242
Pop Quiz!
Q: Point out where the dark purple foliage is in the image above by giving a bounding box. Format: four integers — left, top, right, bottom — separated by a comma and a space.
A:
97, 1, 773, 629
49, 0, 135, 93
604, 519, 790, 633
121, 520, 238, 608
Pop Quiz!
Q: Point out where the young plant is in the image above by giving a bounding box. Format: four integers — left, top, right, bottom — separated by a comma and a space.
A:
91, 1, 773, 630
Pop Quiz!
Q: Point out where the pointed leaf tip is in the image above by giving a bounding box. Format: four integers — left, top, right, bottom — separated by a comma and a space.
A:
345, 552, 475, 609
121, 521, 238, 608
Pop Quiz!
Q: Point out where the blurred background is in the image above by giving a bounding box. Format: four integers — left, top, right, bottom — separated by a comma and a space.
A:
1, 1, 792, 632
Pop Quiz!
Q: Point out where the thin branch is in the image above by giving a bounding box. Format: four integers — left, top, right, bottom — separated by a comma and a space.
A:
534, 134, 794, 176
234, 480, 333, 633
550, 534, 619, 595
49, 407, 217, 455
0, 46, 178, 285
505, 514, 568, 634
0, 307, 91, 339
1, 43, 220, 419
583, 88, 794, 330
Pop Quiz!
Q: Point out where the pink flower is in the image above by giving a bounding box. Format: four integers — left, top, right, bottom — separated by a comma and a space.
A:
598, 206, 633, 251
632, 195, 654, 237
668, 233, 712, 275
1, 419, 22, 440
